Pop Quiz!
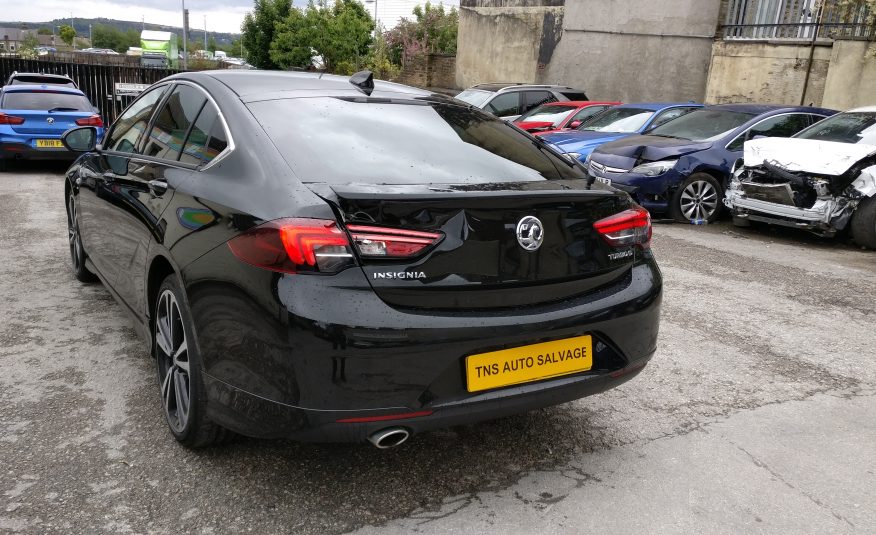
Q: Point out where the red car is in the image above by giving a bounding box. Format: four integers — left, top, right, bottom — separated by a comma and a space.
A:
515, 101, 621, 134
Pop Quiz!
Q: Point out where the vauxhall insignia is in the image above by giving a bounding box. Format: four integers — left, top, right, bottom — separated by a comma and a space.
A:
516, 216, 544, 251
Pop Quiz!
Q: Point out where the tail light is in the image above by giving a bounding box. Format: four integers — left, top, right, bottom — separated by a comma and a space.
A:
227, 218, 354, 274
75, 115, 103, 127
594, 205, 651, 248
0, 113, 25, 125
346, 225, 443, 258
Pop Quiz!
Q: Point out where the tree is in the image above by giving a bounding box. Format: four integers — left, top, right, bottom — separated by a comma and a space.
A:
91, 24, 140, 53
37, 27, 52, 35
241, 0, 292, 69
19, 32, 40, 58
269, 0, 374, 72
208, 36, 217, 53
59, 25, 76, 47
385, 2, 458, 63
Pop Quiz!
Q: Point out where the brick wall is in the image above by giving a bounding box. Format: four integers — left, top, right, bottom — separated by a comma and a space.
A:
393, 53, 458, 89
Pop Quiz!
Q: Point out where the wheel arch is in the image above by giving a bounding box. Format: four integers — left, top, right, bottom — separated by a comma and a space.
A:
147, 255, 177, 340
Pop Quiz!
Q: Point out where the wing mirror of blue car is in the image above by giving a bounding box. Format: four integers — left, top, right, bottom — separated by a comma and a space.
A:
62, 127, 97, 152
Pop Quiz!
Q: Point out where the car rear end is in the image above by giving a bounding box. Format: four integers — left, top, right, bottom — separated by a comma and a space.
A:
0, 87, 103, 164
187, 88, 662, 443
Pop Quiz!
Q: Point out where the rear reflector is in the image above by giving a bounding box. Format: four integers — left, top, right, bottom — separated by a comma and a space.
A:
346, 225, 443, 258
0, 113, 25, 125
227, 218, 354, 274
336, 410, 433, 423
593, 205, 651, 248
75, 115, 104, 127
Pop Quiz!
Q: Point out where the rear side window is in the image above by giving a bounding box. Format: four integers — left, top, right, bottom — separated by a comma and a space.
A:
143, 85, 207, 161
749, 113, 812, 139
522, 91, 556, 114
178, 103, 228, 165
486, 92, 520, 117
1, 91, 91, 111
104, 85, 169, 153
650, 107, 698, 129
559, 91, 589, 101
248, 97, 585, 185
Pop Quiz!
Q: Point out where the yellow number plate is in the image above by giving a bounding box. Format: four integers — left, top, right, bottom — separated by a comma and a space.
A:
36, 139, 64, 148
466, 335, 592, 393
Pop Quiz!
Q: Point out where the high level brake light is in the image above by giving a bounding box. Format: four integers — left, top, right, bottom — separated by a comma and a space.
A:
346, 225, 443, 258
75, 115, 104, 127
593, 205, 652, 248
0, 113, 25, 125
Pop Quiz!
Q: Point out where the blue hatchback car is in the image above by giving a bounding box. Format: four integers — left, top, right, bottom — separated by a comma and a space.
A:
586, 104, 837, 223
0, 84, 104, 171
540, 102, 704, 161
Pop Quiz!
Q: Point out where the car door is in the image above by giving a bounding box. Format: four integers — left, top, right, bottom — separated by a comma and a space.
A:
78, 83, 170, 283
725, 113, 816, 153
95, 83, 207, 313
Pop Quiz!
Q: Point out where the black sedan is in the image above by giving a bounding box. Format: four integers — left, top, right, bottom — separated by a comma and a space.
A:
61, 70, 662, 448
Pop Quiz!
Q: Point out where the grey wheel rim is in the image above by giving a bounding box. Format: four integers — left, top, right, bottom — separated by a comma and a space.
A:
67, 195, 83, 270
680, 179, 719, 221
155, 289, 191, 433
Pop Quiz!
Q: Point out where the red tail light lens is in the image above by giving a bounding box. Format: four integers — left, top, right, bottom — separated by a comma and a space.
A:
75, 115, 104, 127
0, 113, 25, 125
227, 218, 354, 274
594, 205, 652, 248
346, 225, 443, 258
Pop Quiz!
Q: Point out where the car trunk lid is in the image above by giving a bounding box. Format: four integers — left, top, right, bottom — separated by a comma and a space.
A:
308, 180, 638, 309
7, 110, 94, 136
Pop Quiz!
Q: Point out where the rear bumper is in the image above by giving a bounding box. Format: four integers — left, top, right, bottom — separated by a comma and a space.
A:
183, 247, 662, 442
0, 141, 76, 161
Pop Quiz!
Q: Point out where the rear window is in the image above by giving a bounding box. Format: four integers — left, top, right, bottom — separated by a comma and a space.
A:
10, 75, 75, 87
1, 91, 92, 111
248, 97, 584, 185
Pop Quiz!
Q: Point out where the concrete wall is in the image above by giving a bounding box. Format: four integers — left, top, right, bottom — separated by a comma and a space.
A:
543, 0, 723, 102
822, 40, 876, 110
456, 0, 564, 89
704, 40, 832, 106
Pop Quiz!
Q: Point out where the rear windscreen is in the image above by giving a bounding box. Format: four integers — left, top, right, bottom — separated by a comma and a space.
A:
247, 97, 585, 185
2, 91, 92, 111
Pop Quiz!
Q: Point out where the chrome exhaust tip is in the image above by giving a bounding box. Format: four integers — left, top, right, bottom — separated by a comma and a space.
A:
368, 427, 410, 449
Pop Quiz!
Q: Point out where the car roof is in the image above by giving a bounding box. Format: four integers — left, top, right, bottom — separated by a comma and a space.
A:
848, 106, 876, 113
704, 103, 838, 116
615, 102, 703, 111
1, 84, 86, 96
469, 83, 586, 93
181, 70, 435, 100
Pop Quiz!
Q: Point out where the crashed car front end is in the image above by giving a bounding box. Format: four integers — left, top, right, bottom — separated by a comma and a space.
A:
724, 138, 876, 236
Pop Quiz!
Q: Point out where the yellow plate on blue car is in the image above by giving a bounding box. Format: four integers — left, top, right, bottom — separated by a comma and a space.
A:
36, 139, 64, 148
466, 335, 592, 392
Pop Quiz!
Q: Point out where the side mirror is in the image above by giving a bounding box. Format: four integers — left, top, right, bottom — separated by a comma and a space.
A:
62, 127, 97, 152
569, 120, 582, 129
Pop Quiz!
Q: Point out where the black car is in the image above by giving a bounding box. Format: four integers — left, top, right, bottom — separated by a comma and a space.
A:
61, 70, 662, 449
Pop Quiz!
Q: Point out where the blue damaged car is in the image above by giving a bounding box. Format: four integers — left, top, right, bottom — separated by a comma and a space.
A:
586, 104, 836, 223
540, 102, 703, 162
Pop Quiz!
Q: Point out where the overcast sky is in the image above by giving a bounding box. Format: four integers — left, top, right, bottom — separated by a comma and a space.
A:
5, 0, 459, 34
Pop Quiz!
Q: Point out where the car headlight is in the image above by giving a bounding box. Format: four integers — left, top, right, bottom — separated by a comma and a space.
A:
630, 160, 677, 177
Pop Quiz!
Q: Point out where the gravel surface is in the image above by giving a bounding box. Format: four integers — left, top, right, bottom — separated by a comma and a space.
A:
1, 164, 874, 534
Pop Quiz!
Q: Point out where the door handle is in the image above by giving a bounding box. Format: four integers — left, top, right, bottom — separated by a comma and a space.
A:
148, 180, 168, 196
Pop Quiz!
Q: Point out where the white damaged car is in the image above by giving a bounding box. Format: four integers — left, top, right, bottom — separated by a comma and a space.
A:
724, 107, 876, 247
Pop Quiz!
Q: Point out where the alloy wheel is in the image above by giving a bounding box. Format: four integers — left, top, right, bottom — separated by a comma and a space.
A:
67, 195, 84, 270
155, 289, 191, 434
679, 179, 719, 221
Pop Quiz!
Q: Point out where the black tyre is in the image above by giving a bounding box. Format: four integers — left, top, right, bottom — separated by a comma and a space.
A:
850, 196, 876, 249
67, 193, 97, 282
670, 173, 723, 223
154, 275, 229, 448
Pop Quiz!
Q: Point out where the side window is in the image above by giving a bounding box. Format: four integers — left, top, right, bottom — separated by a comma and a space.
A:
522, 91, 556, 114
749, 114, 812, 139
142, 85, 207, 161
650, 107, 696, 130
104, 85, 169, 153
486, 92, 520, 117
179, 103, 228, 165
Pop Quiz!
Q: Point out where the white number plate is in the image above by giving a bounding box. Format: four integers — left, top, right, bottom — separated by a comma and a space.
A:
595, 177, 612, 186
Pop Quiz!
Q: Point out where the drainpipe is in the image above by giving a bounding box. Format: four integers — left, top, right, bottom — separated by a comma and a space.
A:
800, 3, 824, 106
